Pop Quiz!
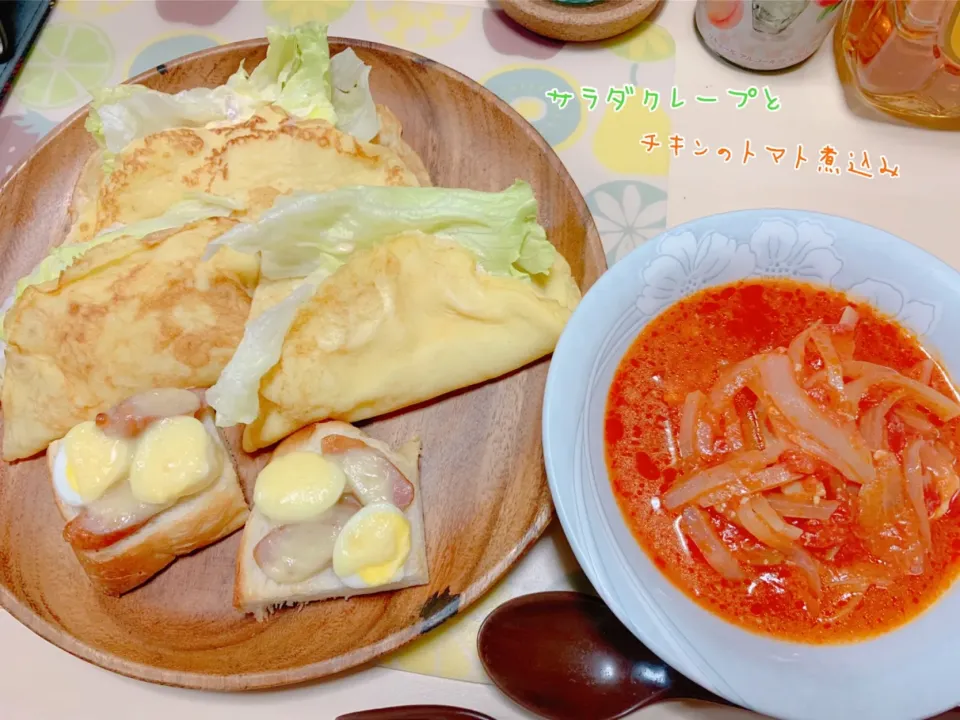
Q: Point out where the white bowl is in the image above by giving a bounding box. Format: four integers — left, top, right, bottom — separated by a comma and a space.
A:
543, 209, 960, 720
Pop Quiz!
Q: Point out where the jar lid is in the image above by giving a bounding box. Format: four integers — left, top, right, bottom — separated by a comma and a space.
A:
500, 0, 663, 42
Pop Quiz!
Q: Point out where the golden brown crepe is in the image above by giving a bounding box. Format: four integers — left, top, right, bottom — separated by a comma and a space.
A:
1, 218, 259, 460
242, 231, 581, 452
373, 104, 432, 188
68, 106, 430, 244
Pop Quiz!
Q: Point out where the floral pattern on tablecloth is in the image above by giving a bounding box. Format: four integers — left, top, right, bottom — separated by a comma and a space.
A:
0, 0, 676, 684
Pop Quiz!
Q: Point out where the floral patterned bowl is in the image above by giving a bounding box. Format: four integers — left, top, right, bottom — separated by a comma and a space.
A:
542, 209, 960, 720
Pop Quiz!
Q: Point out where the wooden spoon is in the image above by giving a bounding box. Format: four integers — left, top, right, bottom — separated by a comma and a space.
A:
478, 591, 734, 720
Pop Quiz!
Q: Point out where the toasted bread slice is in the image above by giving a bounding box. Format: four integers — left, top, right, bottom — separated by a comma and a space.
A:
47, 408, 249, 595
234, 420, 429, 620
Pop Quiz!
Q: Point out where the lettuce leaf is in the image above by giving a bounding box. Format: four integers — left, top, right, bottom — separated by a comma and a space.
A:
0, 194, 243, 344
330, 48, 379, 142
203, 180, 556, 281
228, 23, 337, 123
0, 292, 13, 379
85, 22, 378, 168
207, 269, 328, 427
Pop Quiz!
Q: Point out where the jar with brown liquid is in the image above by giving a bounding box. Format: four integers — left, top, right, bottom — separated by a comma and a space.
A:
835, 0, 960, 129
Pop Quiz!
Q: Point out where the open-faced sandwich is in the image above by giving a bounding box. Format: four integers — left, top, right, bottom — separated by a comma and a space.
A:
48, 388, 248, 595
234, 421, 427, 620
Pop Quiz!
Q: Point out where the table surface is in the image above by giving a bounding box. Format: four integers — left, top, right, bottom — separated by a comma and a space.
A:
2, 1, 959, 719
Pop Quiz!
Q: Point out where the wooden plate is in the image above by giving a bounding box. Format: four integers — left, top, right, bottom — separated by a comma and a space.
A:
0, 38, 605, 690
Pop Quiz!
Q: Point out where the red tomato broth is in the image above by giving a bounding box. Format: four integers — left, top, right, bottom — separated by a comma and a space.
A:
604, 278, 960, 643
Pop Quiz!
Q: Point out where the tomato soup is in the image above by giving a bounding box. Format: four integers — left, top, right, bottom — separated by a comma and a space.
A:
605, 278, 960, 643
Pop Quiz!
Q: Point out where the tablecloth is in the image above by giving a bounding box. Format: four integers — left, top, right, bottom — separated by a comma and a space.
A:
5, 3, 960, 720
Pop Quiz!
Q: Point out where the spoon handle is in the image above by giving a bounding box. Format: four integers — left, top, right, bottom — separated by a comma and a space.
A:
336, 705, 497, 720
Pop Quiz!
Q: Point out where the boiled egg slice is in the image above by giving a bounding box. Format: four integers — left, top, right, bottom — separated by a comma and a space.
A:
53, 421, 134, 507
332, 502, 411, 589
254, 451, 346, 524
128, 416, 222, 505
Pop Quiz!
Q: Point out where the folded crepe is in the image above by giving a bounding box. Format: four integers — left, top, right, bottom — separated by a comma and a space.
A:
374, 104, 431, 188
1, 215, 259, 461
245, 232, 578, 451
85, 23, 376, 168
203, 181, 581, 452
70, 106, 424, 243
67, 22, 428, 242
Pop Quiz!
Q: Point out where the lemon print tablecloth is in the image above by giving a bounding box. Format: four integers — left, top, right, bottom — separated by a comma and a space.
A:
0, 0, 676, 685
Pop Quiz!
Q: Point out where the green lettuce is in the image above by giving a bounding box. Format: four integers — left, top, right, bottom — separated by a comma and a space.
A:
207, 268, 329, 427
330, 48, 379, 143
0, 193, 243, 345
205, 180, 556, 428
85, 22, 379, 169
203, 180, 556, 281
227, 23, 337, 123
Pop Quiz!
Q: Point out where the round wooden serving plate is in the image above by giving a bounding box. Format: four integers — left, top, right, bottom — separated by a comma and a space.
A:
0, 38, 605, 690
501, 0, 662, 42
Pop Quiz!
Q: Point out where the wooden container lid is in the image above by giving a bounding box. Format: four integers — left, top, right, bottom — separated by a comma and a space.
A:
500, 0, 663, 42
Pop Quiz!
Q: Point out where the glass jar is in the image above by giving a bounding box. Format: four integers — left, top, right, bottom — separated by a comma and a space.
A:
835, 0, 960, 129
695, 0, 843, 71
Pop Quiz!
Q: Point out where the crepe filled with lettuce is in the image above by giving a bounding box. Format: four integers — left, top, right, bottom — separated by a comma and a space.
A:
1, 199, 259, 461
68, 22, 430, 243
204, 181, 581, 452
86, 23, 377, 167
